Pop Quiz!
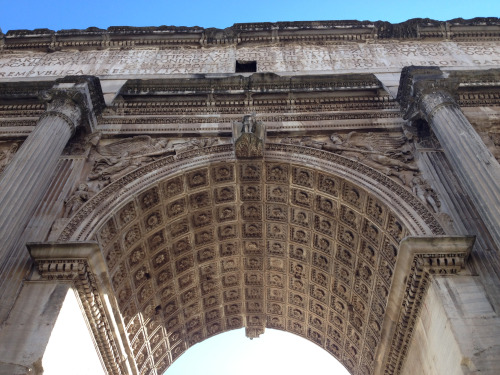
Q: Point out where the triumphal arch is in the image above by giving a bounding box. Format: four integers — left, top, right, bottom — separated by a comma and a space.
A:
0, 18, 499, 375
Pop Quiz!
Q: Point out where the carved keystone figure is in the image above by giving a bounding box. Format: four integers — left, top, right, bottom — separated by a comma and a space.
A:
234, 114, 265, 158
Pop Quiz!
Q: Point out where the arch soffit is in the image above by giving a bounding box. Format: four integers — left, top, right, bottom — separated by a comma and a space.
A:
56, 143, 445, 375
60, 143, 443, 243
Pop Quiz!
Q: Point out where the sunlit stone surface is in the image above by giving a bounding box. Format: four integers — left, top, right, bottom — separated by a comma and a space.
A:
0, 18, 499, 375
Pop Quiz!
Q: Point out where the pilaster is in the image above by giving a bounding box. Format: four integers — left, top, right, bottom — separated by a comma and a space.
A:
374, 236, 474, 375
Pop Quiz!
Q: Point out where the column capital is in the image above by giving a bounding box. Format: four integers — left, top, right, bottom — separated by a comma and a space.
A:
40, 92, 82, 135
40, 76, 104, 134
396, 66, 459, 121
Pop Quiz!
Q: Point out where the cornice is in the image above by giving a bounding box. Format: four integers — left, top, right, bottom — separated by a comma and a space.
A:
0, 76, 105, 134
0, 81, 54, 102
1, 18, 500, 52
1, 69, 500, 139
28, 242, 137, 375
397, 67, 500, 121
55, 75, 106, 116
0, 77, 104, 113
374, 236, 474, 375
113, 73, 394, 117
118, 73, 382, 95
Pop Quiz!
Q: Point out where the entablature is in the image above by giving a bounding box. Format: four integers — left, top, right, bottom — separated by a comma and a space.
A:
2, 70, 500, 139
2, 18, 500, 52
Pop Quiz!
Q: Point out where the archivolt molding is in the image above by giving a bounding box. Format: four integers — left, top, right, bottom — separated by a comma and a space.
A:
50, 142, 452, 375
58, 143, 442, 243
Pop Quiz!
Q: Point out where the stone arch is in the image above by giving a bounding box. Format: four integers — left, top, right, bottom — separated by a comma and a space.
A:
57, 143, 444, 375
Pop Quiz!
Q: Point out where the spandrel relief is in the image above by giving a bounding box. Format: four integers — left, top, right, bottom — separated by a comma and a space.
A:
410, 175, 441, 213
278, 131, 443, 213
62, 131, 100, 156
64, 183, 91, 217
0, 141, 20, 175
466, 116, 500, 163
488, 131, 500, 162
280, 131, 418, 186
87, 135, 221, 188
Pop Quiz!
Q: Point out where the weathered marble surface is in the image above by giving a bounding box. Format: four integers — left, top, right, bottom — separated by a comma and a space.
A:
0, 41, 499, 79
0, 20, 499, 375
403, 276, 500, 375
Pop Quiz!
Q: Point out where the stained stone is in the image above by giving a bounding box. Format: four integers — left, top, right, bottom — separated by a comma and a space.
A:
0, 18, 499, 375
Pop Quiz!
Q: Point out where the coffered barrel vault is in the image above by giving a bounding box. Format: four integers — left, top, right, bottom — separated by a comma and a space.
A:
56, 146, 442, 374
0, 18, 499, 375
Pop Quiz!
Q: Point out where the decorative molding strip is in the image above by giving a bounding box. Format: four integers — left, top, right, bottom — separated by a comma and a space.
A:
28, 242, 137, 375
0, 111, 404, 137
375, 236, 475, 375
2, 18, 500, 51
57, 142, 443, 246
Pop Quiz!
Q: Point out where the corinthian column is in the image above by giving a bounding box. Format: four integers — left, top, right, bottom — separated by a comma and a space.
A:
0, 77, 103, 318
397, 66, 500, 248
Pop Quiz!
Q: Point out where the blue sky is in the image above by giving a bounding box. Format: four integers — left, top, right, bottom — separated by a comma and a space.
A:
1, 0, 499, 32
167, 328, 350, 375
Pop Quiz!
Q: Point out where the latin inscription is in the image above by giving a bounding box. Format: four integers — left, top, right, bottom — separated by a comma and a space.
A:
0, 41, 498, 79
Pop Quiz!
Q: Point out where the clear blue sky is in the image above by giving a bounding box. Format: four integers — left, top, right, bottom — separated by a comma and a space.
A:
1, 0, 499, 32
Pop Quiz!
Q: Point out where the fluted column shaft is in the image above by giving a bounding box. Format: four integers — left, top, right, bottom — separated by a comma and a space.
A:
418, 90, 500, 246
397, 65, 500, 249
0, 96, 81, 289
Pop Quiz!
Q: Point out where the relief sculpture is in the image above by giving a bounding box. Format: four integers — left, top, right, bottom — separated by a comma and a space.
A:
64, 183, 91, 217
488, 131, 500, 162
301, 131, 418, 185
234, 114, 265, 159
410, 175, 440, 213
0, 142, 19, 175
88, 136, 168, 186
87, 135, 219, 187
